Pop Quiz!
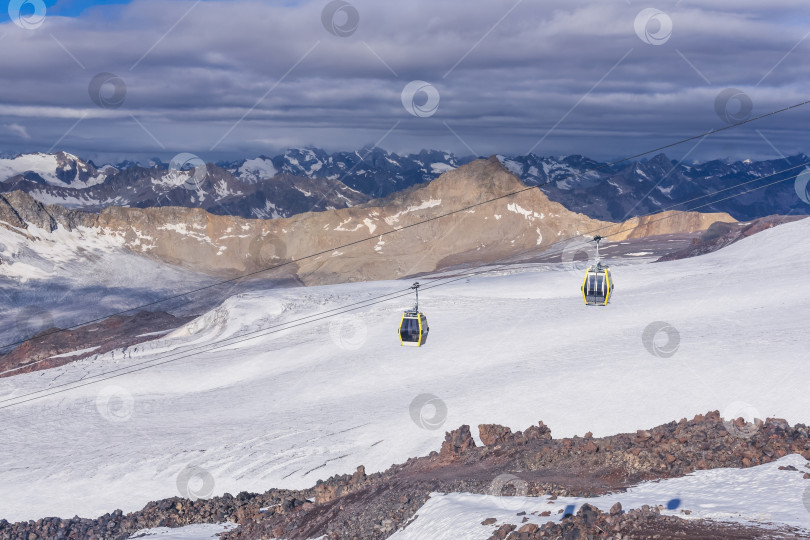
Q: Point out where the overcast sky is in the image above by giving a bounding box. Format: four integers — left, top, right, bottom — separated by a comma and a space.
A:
0, 0, 808, 163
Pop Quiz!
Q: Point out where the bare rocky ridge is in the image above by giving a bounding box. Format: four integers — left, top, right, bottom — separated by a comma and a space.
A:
657, 214, 808, 262
0, 157, 736, 287
2, 412, 808, 539
0, 311, 194, 377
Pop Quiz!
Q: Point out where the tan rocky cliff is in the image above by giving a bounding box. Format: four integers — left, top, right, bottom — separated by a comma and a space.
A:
0, 157, 736, 285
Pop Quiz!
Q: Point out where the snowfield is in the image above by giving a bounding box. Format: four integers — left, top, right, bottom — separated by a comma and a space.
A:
391, 454, 810, 539
0, 218, 808, 531
0, 153, 106, 189
0, 220, 220, 346
128, 523, 237, 539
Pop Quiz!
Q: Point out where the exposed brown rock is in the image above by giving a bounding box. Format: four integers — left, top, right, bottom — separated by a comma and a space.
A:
479, 424, 513, 446
658, 214, 806, 262
489, 524, 516, 539
440, 425, 477, 458
4, 412, 809, 540
524, 421, 552, 441
313, 466, 368, 504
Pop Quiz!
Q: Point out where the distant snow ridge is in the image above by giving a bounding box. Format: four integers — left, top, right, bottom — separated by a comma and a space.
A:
1, 149, 808, 221
237, 157, 278, 183
0, 152, 106, 189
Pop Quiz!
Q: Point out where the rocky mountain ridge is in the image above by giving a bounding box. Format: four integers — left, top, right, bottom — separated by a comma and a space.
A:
1, 411, 807, 539
0, 157, 736, 286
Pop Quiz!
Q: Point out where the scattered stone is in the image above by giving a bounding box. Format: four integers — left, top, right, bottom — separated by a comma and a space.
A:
4, 411, 810, 540
487, 523, 515, 540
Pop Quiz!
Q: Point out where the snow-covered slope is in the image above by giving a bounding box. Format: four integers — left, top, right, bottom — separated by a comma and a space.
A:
0, 152, 107, 189
0, 219, 219, 346
0, 219, 808, 523
128, 523, 237, 539
391, 454, 810, 539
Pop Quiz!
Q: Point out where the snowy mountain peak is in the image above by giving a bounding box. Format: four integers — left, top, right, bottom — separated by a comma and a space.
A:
1, 148, 808, 222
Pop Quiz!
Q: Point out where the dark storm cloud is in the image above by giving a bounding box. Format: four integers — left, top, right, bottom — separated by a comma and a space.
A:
0, 0, 808, 162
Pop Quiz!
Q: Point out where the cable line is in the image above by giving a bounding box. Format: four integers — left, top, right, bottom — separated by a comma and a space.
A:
1, 166, 804, 411
2, 99, 807, 353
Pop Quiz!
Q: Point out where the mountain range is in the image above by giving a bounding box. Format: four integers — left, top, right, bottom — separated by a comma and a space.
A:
0, 148, 807, 222
0, 157, 734, 292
